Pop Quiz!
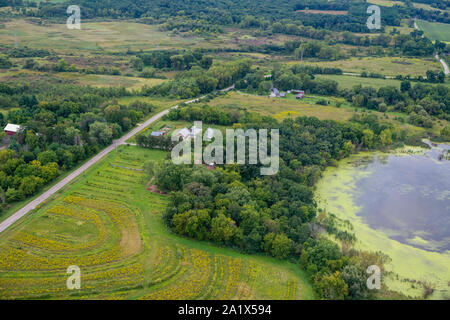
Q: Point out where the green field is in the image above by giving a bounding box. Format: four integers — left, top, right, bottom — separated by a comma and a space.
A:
0, 19, 205, 53
0, 146, 313, 300
316, 74, 449, 90
368, 0, 405, 7
117, 96, 184, 109
413, 3, 448, 13
206, 91, 448, 135
208, 92, 356, 121
57, 73, 168, 89
208, 91, 411, 124
316, 74, 404, 90
417, 20, 450, 43
0, 70, 168, 90
291, 57, 442, 77
315, 150, 450, 299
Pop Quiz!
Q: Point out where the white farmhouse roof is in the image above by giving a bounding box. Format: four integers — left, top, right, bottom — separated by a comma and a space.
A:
176, 127, 191, 140
190, 125, 202, 137
4, 124, 21, 133
205, 128, 215, 141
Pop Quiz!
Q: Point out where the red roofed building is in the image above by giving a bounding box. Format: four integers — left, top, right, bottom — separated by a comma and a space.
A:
4, 124, 22, 136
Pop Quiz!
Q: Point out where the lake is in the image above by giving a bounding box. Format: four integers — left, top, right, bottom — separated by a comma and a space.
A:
355, 141, 450, 253
315, 141, 450, 299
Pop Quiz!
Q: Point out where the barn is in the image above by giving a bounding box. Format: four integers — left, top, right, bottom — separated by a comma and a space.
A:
296, 91, 305, 99
4, 124, 22, 136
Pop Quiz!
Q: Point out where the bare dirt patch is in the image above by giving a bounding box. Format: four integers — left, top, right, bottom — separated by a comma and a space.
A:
392, 60, 413, 65
146, 179, 167, 195
296, 10, 348, 15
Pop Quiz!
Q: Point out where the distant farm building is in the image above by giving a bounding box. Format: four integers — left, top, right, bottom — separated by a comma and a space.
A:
176, 128, 191, 140
296, 90, 305, 99
190, 125, 202, 138
269, 85, 287, 98
176, 125, 203, 140
4, 124, 22, 136
269, 87, 279, 98
151, 131, 165, 137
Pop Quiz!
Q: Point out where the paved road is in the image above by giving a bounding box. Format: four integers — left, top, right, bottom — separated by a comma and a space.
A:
435, 54, 450, 75
0, 86, 234, 234
414, 20, 449, 75
415, 19, 449, 75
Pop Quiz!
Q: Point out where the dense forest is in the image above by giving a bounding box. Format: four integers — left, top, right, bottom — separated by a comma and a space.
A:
3, 0, 449, 31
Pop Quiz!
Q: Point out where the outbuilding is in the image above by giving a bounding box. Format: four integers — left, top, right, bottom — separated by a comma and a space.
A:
4, 124, 22, 136
151, 131, 164, 137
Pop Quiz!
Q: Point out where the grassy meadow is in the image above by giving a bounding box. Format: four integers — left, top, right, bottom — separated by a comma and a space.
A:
0, 146, 314, 300
56, 73, 168, 89
316, 74, 449, 89
316, 74, 404, 90
208, 91, 356, 121
367, 0, 405, 7
294, 57, 442, 77
0, 19, 205, 53
416, 20, 450, 43
206, 91, 447, 135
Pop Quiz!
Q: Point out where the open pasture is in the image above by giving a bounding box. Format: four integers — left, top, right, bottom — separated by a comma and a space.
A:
315, 74, 449, 90
316, 74, 404, 90
367, 0, 405, 7
56, 73, 168, 89
416, 20, 450, 43
208, 91, 357, 122
413, 3, 449, 14
292, 57, 442, 77
116, 96, 183, 109
0, 19, 206, 53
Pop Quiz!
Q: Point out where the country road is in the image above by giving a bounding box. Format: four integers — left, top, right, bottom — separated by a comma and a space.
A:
436, 54, 450, 75
0, 86, 234, 234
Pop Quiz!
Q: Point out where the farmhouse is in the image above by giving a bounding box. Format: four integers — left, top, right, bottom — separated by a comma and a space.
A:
269, 87, 279, 98
205, 128, 215, 141
190, 125, 202, 138
177, 128, 191, 140
176, 125, 203, 140
269, 85, 287, 98
4, 124, 22, 136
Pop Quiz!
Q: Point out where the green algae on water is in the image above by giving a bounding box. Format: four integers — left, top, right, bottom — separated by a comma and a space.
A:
315, 147, 450, 299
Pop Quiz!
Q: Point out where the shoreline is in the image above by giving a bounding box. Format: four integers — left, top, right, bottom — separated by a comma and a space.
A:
315, 146, 450, 299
